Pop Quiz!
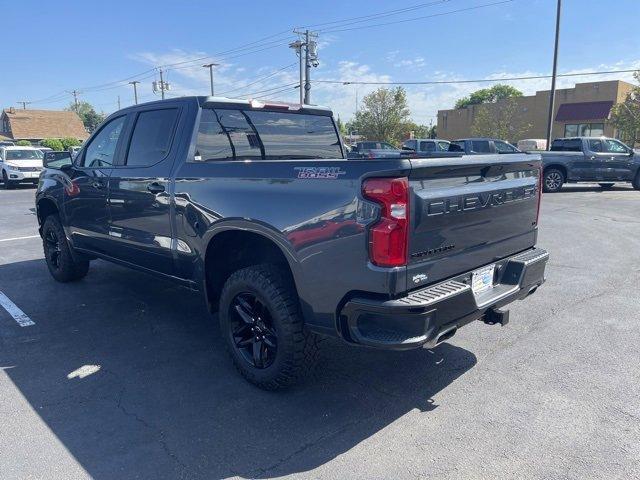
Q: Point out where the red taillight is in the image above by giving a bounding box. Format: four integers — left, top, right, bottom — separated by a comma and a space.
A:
362, 177, 409, 267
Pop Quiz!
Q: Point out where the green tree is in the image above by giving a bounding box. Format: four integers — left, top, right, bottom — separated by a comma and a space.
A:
348, 87, 410, 144
401, 121, 435, 139
66, 101, 105, 133
471, 98, 532, 142
40, 138, 64, 151
609, 71, 640, 146
455, 84, 523, 109
60, 137, 81, 150
15, 140, 32, 146
335, 116, 347, 137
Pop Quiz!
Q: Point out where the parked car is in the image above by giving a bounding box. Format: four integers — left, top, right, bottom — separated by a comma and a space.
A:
0, 146, 44, 188
0, 141, 15, 147
517, 139, 547, 151
401, 138, 462, 159
402, 138, 450, 153
347, 141, 405, 159
539, 137, 640, 192
36, 97, 548, 389
449, 138, 521, 155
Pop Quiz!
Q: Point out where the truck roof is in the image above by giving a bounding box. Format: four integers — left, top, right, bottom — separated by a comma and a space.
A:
121, 96, 333, 116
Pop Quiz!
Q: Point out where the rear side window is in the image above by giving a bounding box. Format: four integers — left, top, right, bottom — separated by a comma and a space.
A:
420, 141, 435, 152
551, 139, 582, 152
195, 108, 341, 161
126, 108, 179, 167
470, 140, 491, 153
449, 142, 464, 152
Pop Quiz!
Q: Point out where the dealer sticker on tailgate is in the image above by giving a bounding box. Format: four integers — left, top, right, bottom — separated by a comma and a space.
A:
471, 264, 496, 295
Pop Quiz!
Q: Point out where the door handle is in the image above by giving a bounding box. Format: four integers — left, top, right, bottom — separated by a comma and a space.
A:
147, 182, 165, 194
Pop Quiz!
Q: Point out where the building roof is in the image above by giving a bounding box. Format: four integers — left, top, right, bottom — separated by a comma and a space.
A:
555, 101, 614, 122
1, 109, 88, 140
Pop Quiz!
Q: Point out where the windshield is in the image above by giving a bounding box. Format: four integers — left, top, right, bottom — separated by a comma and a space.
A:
196, 108, 342, 161
6, 149, 43, 160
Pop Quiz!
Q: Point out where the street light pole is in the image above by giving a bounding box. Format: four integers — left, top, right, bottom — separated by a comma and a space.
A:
545, 0, 562, 150
129, 81, 140, 104
202, 63, 219, 96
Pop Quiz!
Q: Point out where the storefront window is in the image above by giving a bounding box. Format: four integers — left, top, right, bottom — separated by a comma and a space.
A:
564, 123, 604, 137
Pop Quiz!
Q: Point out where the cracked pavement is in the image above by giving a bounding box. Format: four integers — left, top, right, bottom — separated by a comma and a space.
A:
0, 184, 639, 479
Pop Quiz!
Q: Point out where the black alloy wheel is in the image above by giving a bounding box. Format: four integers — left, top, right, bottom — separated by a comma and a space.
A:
44, 228, 62, 270
229, 292, 278, 369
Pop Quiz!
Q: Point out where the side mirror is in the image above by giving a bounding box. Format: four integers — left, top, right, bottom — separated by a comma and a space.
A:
44, 151, 73, 169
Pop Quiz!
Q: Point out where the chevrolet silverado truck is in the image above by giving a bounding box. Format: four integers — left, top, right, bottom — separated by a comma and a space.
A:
539, 137, 640, 192
36, 97, 548, 389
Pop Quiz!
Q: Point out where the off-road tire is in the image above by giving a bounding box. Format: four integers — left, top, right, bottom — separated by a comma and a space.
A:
543, 168, 565, 193
42, 215, 90, 282
219, 264, 319, 390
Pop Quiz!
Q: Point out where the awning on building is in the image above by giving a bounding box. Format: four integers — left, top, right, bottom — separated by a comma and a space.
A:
555, 101, 614, 122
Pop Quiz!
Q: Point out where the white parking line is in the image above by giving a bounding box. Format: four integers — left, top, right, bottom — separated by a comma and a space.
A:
0, 291, 35, 327
0, 235, 40, 243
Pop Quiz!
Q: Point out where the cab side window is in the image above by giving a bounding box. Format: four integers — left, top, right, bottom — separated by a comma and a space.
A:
125, 108, 179, 167
470, 140, 491, 153
81, 116, 126, 168
588, 139, 603, 152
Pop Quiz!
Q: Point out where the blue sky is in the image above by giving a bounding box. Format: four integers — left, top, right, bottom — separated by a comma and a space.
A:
2, 0, 639, 124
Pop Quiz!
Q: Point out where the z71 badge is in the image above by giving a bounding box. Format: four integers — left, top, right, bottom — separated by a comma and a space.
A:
295, 166, 346, 179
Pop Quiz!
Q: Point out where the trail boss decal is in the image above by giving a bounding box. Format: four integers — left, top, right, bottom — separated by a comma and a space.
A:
295, 166, 346, 179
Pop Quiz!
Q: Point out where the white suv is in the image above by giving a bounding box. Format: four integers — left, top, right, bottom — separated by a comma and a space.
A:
0, 146, 44, 189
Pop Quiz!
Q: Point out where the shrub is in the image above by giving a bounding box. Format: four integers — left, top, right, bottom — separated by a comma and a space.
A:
15, 140, 32, 146
60, 137, 81, 150
40, 138, 64, 151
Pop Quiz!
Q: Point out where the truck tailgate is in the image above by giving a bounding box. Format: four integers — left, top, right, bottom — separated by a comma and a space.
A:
407, 154, 541, 289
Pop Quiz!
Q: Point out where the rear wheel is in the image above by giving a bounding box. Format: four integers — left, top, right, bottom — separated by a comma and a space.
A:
633, 172, 640, 191
543, 168, 565, 193
42, 215, 90, 282
219, 264, 318, 390
598, 183, 615, 189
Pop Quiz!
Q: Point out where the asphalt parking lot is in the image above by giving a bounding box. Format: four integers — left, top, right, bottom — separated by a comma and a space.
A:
0, 184, 639, 480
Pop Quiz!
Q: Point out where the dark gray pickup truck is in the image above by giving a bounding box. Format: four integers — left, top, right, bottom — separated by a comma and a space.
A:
36, 97, 548, 389
540, 137, 640, 192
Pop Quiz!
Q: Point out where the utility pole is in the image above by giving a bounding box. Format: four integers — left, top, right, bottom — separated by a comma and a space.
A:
159, 68, 166, 100
293, 29, 319, 105
17, 101, 31, 110
117, 95, 121, 110
545, 0, 562, 151
202, 63, 219, 96
129, 81, 140, 104
289, 40, 304, 105
69, 90, 80, 112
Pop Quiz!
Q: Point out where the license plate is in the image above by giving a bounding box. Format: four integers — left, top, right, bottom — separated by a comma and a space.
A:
472, 264, 496, 295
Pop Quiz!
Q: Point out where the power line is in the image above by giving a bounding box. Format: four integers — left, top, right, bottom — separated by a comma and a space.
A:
303, 0, 453, 30
319, 0, 515, 33
314, 68, 640, 86
218, 63, 297, 96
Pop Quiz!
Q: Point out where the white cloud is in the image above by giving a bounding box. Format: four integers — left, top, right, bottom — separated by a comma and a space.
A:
130, 50, 640, 126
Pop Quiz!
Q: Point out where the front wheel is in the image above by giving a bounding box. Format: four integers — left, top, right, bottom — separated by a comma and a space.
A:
543, 168, 565, 193
2, 170, 15, 190
218, 264, 319, 390
42, 215, 90, 282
